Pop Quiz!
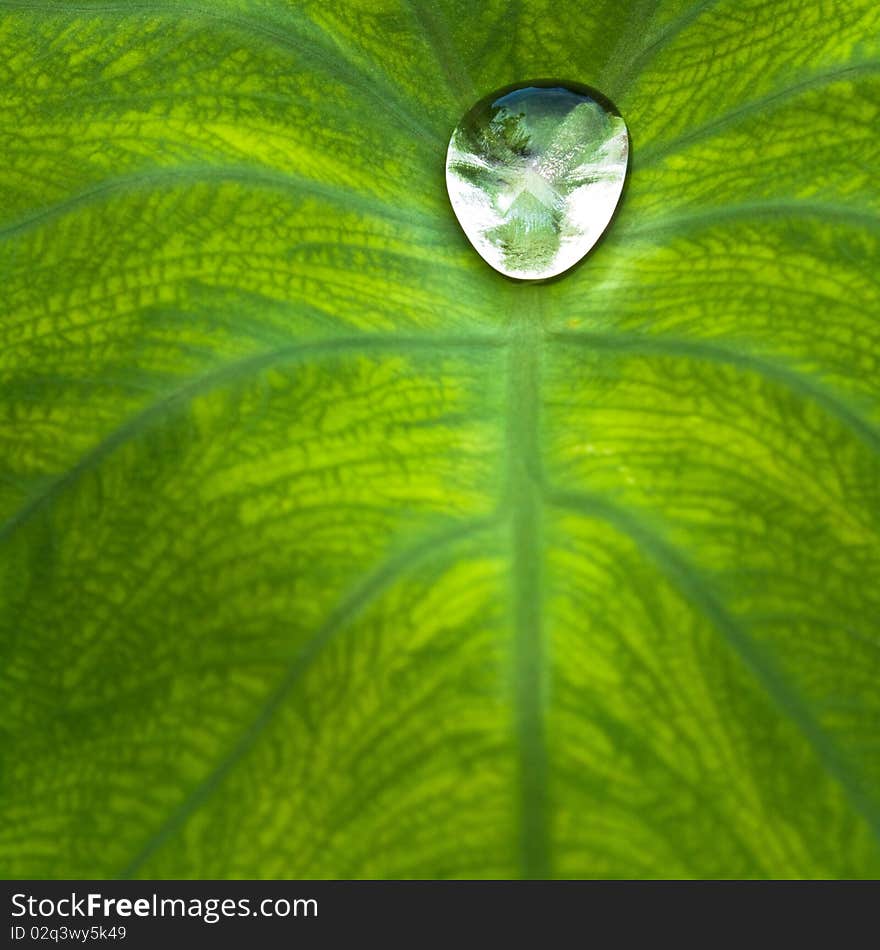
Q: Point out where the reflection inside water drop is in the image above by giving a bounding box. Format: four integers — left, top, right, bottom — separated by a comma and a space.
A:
445, 80, 629, 281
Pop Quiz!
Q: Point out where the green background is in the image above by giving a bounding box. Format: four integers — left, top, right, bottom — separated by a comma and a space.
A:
1, 0, 879, 878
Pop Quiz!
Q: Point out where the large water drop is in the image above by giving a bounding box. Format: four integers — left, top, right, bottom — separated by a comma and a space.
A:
446, 80, 629, 281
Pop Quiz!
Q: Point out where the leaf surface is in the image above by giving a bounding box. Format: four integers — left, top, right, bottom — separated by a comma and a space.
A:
1, 0, 879, 878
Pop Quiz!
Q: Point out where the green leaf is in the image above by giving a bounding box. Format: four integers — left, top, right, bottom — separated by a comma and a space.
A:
1, 0, 879, 879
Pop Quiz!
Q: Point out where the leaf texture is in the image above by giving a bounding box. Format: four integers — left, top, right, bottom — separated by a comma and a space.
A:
1, 0, 879, 878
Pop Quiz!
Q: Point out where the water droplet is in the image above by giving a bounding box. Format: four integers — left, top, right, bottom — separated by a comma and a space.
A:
446, 80, 629, 281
